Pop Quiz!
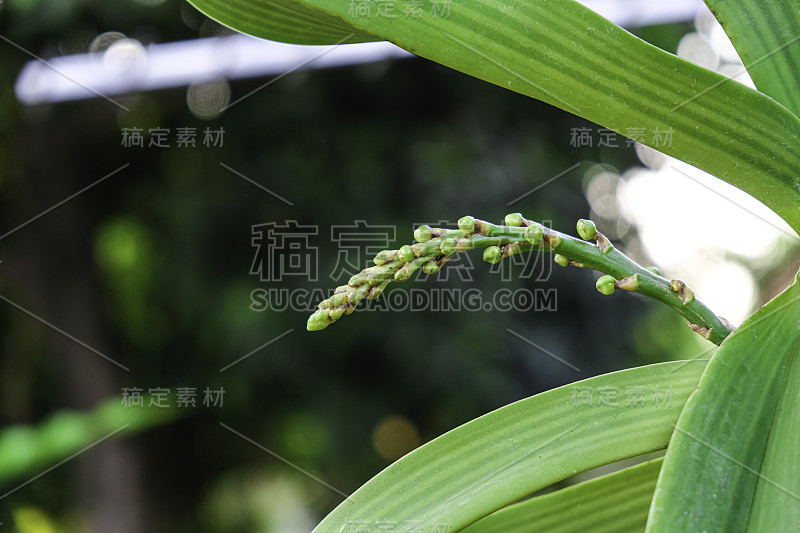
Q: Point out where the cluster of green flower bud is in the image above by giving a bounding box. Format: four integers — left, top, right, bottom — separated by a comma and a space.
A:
308, 215, 621, 331
308, 225, 462, 331
308, 214, 555, 331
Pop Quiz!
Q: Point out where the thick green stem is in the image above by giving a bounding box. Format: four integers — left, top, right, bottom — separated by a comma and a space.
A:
307, 214, 734, 345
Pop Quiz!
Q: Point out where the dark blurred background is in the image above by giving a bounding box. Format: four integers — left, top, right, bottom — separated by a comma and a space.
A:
0, 1, 786, 532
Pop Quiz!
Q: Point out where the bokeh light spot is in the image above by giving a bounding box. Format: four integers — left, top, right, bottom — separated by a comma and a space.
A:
187, 78, 231, 120
89, 31, 126, 54
372, 415, 420, 462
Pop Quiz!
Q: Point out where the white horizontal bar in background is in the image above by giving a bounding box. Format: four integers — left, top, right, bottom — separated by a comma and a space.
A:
15, 37, 411, 105
13, 0, 704, 105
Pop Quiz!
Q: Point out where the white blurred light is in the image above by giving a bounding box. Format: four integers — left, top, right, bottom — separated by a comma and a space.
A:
698, 261, 757, 326
15, 35, 412, 105
610, 3, 797, 325
586, 170, 620, 219
707, 23, 742, 64
694, 8, 741, 64
619, 164, 791, 261
693, 7, 719, 37
680, 4, 754, 88
617, 161, 795, 325
677, 33, 719, 71
103, 39, 148, 75
634, 143, 667, 170
582, 0, 704, 27
717, 63, 755, 89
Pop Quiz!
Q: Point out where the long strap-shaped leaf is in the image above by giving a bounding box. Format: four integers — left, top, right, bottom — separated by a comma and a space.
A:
647, 272, 800, 531
312, 361, 706, 532
703, 0, 800, 117
190, 0, 800, 233
463, 458, 663, 533
746, 335, 800, 530
191, 0, 373, 44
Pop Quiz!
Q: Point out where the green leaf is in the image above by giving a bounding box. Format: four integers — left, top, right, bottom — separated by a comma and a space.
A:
747, 331, 800, 530
188, 0, 374, 45
703, 0, 800, 118
463, 457, 663, 533
646, 272, 800, 531
313, 360, 707, 532
189, 0, 800, 233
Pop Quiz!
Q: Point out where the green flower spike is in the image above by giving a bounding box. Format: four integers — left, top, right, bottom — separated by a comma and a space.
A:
307, 214, 733, 344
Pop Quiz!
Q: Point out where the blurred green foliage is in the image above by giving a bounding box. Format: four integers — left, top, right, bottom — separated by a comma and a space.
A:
0, 397, 177, 485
